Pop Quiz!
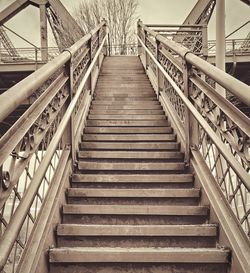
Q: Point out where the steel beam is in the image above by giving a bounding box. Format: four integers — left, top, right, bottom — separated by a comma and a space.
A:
0, 0, 29, 24
40, 4, 48, 61
182, 0, 215, 25
216, 0, 226, 96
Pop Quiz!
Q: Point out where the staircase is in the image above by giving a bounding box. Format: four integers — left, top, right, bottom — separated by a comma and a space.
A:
49, 56, 230, 273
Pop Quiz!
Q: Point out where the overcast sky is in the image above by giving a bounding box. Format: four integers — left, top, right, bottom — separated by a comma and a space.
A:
0, 0, 249, 47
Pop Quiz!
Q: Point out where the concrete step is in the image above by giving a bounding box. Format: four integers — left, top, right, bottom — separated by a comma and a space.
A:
50, 262, 228, 273
82, 134, 176, 142
90, 104, 162, 110
77, 161, 185, 172
94, 93, 155, 97
88, 114, 166, 120
56, 224, 217, 248
49, 247, 229, 265
78, 151, 183, 160
89, 109, 164, 115
84, 127, 173, 134
93, 97, 157, 101
92, 100, 160, 105
80, 142, 179, 150
67, 188, 200, 205
96, 84, 153, 88
63, 210, 208, 225
72, 174, 194, 187
63, 204, 209, 216
67, 188, 200, 198
95, 90, 155, 94
86, 120, 169, 127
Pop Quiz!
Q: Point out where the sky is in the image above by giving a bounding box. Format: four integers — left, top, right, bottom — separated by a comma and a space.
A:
0, 0, 249, 47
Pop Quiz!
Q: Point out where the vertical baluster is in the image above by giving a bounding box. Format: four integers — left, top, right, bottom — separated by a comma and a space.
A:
183, 60, 198, 166
63, 55, 76, 163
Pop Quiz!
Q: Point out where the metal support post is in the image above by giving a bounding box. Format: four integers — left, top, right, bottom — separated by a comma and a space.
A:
40, 4, 48, 62
156, 40, 161, 99
202, 25, 208, 57
62, 59, 76, 163
183, 61, 198, 166
216, 0, 226, 97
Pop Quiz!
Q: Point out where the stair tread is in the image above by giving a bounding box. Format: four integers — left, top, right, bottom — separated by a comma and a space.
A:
80, 142, 179, 150
82, 135, 176, 142
50, 247, 229, 263
63, 204, 209, 215
86, 120, 169, 126
78, 151, 183, 159
88, 115, 166, 120
71, 174, 194, 183
78, 161, 185, 171
67, 188, 200, 198
57, 224, 217, 236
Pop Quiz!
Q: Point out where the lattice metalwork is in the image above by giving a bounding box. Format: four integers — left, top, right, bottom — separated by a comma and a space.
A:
107, 44, 138, 56
198, 126, 250, 234
0, 21, 107, 272
208, 38, 250, 56
138, 20, 250, 239
0, 27, 19, 57
0, 47, 59, 63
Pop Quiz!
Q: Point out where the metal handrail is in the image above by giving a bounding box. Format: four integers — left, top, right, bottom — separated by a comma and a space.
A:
0, 22, 104, 123
138, 21, 250, 106
138, 35, 250, 190
0, 20, 107, 271
138, 21, 250, 272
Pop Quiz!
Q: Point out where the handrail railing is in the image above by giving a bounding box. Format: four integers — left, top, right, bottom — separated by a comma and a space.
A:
138, 20, 250, 273
0, 47, 60, 63
0, 20, 107, 272
143, 22, 208, 56
106, 43, 138, 56
208, 39, 250, 56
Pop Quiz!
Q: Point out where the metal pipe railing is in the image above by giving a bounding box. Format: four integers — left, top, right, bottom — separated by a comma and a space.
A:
138, 21, 250, 106
138, 35, 250, 190
138, 21, 250, 273
0, 21, 105, 123
0, 20, 107, 272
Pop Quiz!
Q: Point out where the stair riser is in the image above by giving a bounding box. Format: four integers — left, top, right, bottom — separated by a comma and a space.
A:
63, 215, 208, 225
71, 174, 194, 184
77, 162, 185, 171
86, 120, 169, 126
91, 101, 160, 105
67, 197, 199, 206
81, 135, 176, 142
89, 110, 164, 115
93, 98, 157, 102
88, 115, 167, 120
94, 94, 155, 98
78, 152, 183, 161
71, 182, 194, 189
80, 143, 179, 150
84, 127, 173, 134
57, 236, 216, 248
50, 264, 228, 273
90, 105, 162, 110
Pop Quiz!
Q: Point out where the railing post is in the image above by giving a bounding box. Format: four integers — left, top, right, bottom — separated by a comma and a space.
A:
62, 56, 76, 164
35, 48, 38, 70
183, 60, 198, 166
156, 40, 162, 99
89, 35, 93, 95
104, 21, 109, 56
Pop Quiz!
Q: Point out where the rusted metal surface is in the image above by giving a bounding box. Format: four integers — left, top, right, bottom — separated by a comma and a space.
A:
138, 20, 250, 273
0, 21, 107, 272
